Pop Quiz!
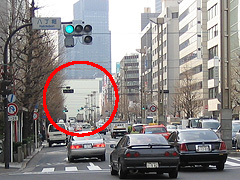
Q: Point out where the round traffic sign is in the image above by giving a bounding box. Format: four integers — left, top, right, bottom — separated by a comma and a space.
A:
7, 103, 18, 116
150, 105, 157, 112
7, 94, 16, 103
33, 112, 39, 120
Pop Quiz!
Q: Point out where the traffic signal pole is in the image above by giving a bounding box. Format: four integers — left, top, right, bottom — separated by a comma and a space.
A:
3, 23, 32, 169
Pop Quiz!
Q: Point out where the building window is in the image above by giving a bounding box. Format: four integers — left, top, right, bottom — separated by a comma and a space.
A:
208, 3, 218, 20
209, 87, 218, 99
208, 24, 218, 40
208, 45, 218, 60
172, 12, 178, 18
208, 68, 214, 80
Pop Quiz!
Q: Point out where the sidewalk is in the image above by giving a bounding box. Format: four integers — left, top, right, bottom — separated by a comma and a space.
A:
0, 141, 47, 175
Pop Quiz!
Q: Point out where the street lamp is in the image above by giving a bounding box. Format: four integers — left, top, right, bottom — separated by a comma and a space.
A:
150, 17, 165, 125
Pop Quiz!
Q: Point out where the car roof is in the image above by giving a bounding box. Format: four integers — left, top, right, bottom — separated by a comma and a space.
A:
176, 128, 214, 132
143, 124, 166, 128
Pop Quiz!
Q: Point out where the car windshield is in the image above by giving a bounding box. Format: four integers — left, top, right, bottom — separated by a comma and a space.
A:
49, 124, 65, 132
133, 125, 144, 132
179, 130, 219, 141
72, 133, 101, 141
129, 135, 168, 146
144, 127, 167, 134
232, 123, 240, 132
202, 121, 220, 129
167, 125, 176, 129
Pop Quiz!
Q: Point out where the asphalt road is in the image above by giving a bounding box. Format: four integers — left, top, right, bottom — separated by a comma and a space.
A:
1, 133, 240, 180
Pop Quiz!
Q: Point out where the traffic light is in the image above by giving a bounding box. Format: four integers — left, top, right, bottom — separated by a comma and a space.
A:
80, 107, 84, 110
0, 80, 12, 96
63, 20, 93, 47
63, 107, 68, 112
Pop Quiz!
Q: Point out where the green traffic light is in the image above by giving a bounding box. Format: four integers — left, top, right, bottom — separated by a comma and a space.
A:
65, 25, 74, 34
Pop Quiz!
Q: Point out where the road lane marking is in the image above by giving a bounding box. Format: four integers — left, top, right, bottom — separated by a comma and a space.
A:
225, 161, 240, 167
42, 168, 55, 173
65, 167, 78, 171
87, 162, 102, 170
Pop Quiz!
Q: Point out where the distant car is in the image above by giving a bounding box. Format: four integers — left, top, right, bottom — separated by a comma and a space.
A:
110, 134, 179, 179
232, 120, 240, 147
141, 124, 170, 139
168, 129, 227, 170
82, 123, 92, 131
67, 131, 106, 162
167, 125, 177, 133
47, 123, 67, 147
131, 124, 147, 133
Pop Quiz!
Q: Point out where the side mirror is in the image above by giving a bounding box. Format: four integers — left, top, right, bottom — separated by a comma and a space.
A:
110, 144, 116, 148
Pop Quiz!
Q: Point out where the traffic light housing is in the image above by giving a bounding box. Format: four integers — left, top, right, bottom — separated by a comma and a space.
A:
63, 20, 93, 47
0, 79, 12, 96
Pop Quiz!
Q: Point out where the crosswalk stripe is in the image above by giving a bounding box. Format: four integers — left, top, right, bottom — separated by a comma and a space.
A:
225, 161, 240, 167
65, 167, 78, 171
42, 168, 55, 173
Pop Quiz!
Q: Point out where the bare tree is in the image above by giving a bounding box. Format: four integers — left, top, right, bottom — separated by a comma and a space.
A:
172, 70, 203, 119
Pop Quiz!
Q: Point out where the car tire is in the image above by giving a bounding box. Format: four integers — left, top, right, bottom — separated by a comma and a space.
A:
216, 163, 225, 171
100, 154, 105, 161
49, 141, 52, 147
118, 161, 127, 179
110, 164, 118, 175
169, 169, 178, 179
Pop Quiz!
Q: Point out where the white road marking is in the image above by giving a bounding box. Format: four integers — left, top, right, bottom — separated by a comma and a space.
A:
87, 162, 102, 170
65, 167, 78, 171
225, 161, 240, 166
42, 168, 55, 173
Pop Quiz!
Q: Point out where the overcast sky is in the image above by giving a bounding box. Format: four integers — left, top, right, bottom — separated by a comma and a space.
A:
37, 0, 155, 73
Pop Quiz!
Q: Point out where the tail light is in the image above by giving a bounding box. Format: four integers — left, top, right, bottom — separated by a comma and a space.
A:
164, 151, 170, 157
93, 143, 105, 148
180, 143, 188, 152
220, 141, 227, 150
164, 151, 178, 156
134, 152, 140, 157
125, 152, 140, 158
70, 145, 83, 149
126, 152, 131, 157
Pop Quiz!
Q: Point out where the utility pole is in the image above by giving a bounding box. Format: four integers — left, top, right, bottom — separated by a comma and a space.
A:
220, 0, 232, 150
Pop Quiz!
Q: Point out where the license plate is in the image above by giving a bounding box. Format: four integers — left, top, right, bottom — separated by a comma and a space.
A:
83, 144, 92, 148
196, 145, 210, 152
146, 162, 159, 168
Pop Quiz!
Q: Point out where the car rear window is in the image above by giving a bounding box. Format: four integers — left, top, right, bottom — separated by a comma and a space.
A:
202, 121, 220, 129
144, 127, 167, 134
49, 124, 65, 132
179, 130, 219, 141
130, 135, 168, 146
72, 133, 101, 141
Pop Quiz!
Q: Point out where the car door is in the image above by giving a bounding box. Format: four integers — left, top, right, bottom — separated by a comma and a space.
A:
111, 136, 128, 166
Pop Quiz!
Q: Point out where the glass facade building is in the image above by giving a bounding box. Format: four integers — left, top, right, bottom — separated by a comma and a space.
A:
64, 0, 111, 79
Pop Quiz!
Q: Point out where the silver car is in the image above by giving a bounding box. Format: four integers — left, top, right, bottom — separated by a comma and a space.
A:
67, 131, 106, 162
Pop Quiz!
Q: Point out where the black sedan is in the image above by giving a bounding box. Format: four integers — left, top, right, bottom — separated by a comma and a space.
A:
110, 134, 179, 179
168, 129, 228, 170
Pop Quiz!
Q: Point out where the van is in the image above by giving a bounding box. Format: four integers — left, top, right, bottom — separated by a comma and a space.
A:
47, 123, 67, 147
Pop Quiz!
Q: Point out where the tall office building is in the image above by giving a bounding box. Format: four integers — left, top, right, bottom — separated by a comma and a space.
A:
63, 0, 111, 79
155, 0, 162, 13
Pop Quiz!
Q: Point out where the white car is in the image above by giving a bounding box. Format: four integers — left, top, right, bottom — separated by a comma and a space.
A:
47, 123, 67, 147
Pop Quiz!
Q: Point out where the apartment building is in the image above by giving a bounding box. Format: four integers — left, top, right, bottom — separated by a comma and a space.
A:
179, 0, 209, 117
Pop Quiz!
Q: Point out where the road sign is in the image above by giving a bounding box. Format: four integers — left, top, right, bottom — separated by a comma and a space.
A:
32, 17, 61, 30
7, 103, 18, 116
7, 94, 16, 103
8, 115, 18, 121
33, 112, 39, 120
150, 105, 157, 112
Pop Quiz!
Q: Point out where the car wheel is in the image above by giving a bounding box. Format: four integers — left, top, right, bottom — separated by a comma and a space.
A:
49, 141, 52, 147
110, 164, 118, 175
118, 161, 127, 179
169, 169, 178, 179
100, 154, 105, 161
68, 156, 74, 162
216, 163, 225, 171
